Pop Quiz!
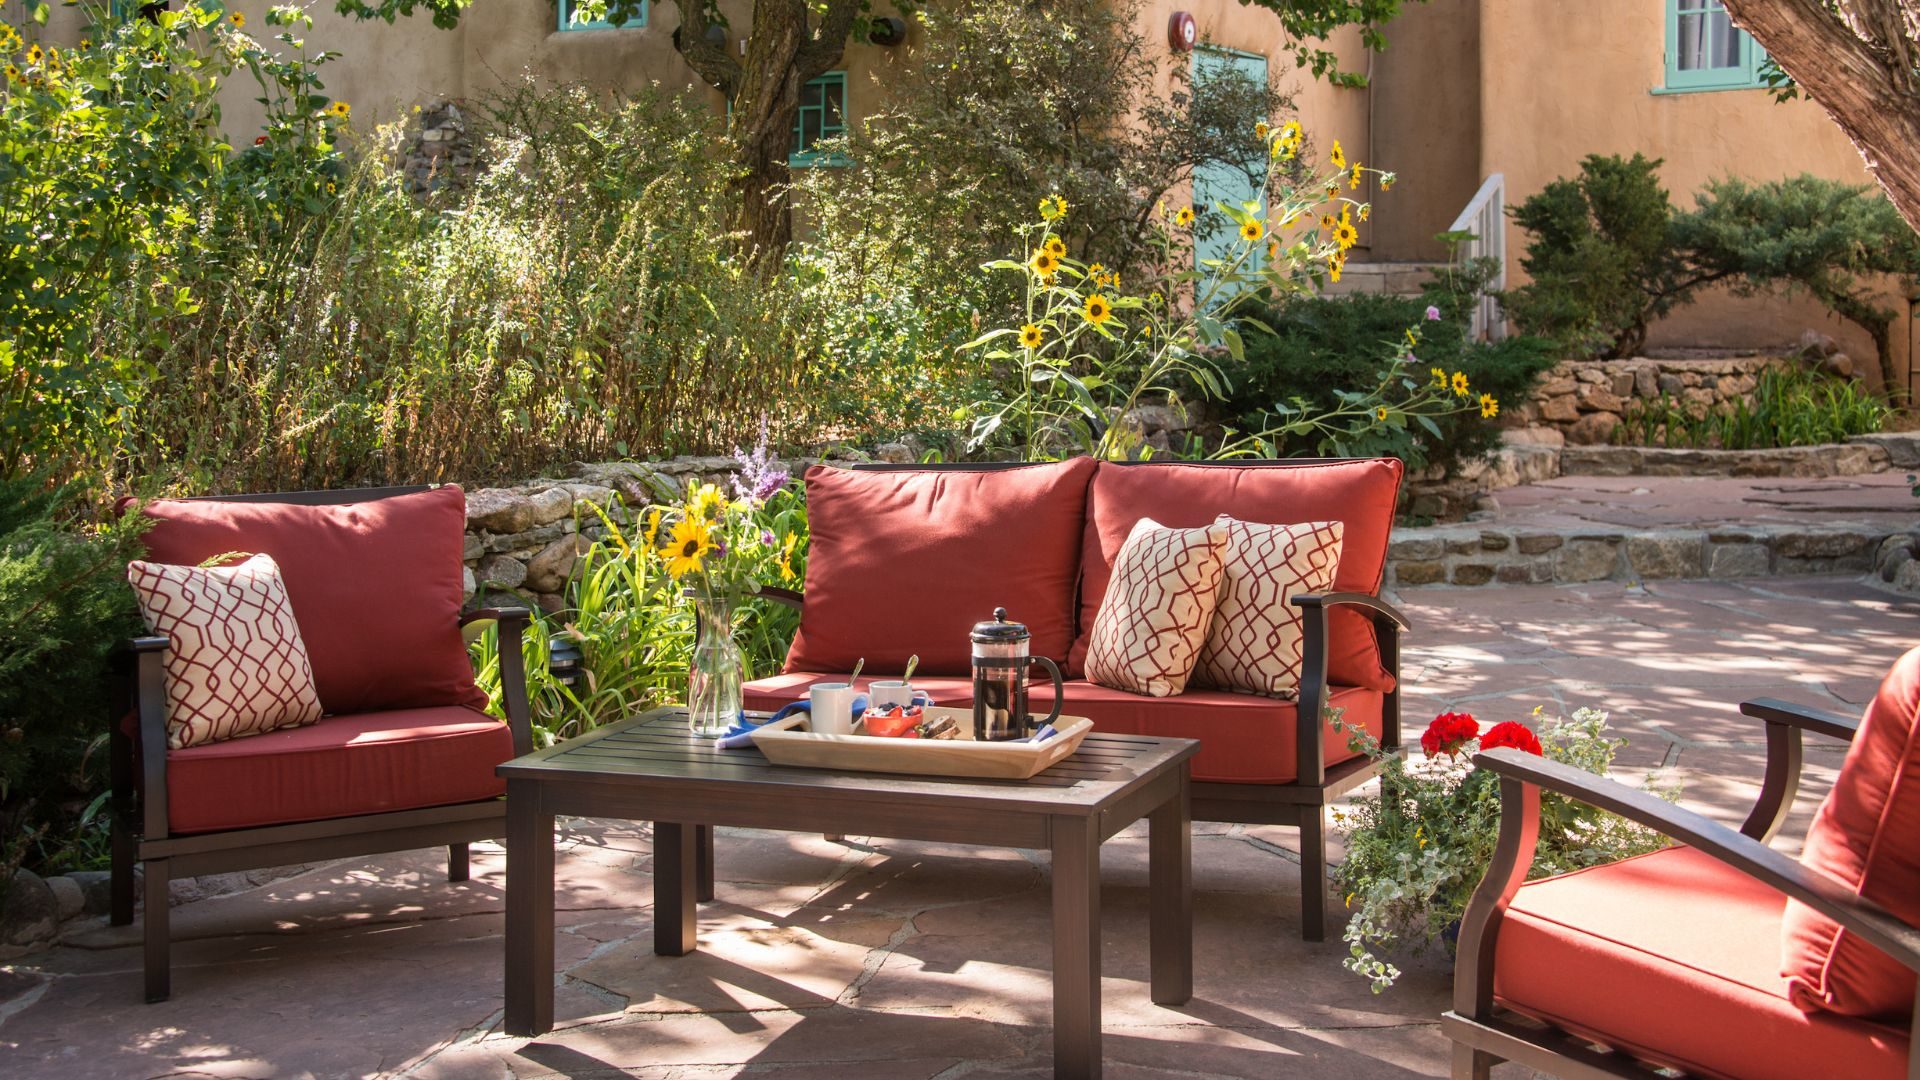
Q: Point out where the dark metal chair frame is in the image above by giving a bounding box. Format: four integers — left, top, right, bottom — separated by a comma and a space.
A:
763, 459, 1410, 941
108, 485, 532, 1002
1444, 696, 1920, 1079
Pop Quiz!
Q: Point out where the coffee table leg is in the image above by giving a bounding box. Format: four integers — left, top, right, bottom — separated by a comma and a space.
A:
505, 780, 554, 1036
1149, 769, 1193, 1005
695, 823, 715, 903
655, 822, 699, 956
1050, 814, 1102, 1079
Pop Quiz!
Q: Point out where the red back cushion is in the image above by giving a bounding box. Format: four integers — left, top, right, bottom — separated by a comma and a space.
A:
138, 487, 483, 716
1783, 646, 1920, 1018
786, 460, 1096, 677
1070, 459, 1403, 689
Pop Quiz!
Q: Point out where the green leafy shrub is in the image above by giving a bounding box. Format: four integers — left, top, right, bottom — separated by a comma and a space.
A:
0, 479, 146, 881
1227, 264, 1556, 474
1615, 364, 1888, 449
1502, 153, 1695, 359
1674, 175, 1920, 396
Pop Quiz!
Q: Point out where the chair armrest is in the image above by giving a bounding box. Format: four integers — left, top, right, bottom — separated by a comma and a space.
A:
113, 636, 173, 840
1736, 697, 1861, 843
757, 586, 803, 610
460, 607, 534, 757
1454, 747, 1920, 1020
1740, 697, 1860, 741
1288, 592, 1412, 785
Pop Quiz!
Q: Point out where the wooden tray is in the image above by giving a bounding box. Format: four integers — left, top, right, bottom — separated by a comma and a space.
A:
748, 706, 1093, 780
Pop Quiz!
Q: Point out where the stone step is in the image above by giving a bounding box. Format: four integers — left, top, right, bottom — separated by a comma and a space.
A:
1386, 522, 1898, 589
1316, 260, 1442, 298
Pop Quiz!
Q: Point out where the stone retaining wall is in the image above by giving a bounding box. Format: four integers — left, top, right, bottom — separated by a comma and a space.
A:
1387, 523, 1893, 589
1515, 356, 1781, 445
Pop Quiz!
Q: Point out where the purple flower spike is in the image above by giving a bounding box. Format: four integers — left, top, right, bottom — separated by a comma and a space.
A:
731, 415, 792, 505
761, 529, 776, 546
1424, 305, 1442, 321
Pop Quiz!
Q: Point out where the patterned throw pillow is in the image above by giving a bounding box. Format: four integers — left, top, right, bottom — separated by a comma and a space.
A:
1084, 517, 1227, 698
126, 553, 324, 750
1193, 516, 1345, 698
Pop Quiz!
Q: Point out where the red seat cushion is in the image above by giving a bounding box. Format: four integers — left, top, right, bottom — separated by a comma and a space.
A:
744, 674, 1380, 784
1785, 645, 1920, 1018
1069, 460, 1403, 692
138, 487, 483, 716
784, 460, 1096, 677
165, 706, 512, 834
1495, 846, 1907, 1080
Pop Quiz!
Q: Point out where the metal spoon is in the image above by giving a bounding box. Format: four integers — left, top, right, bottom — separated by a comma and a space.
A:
902, 654, 920, 683
848, 657, 865, 687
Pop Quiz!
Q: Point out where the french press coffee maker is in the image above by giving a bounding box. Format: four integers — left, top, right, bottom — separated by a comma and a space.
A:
970, 607, 1066, 741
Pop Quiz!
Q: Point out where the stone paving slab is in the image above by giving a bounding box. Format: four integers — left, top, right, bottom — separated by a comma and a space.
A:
1, 577, 1915, 1078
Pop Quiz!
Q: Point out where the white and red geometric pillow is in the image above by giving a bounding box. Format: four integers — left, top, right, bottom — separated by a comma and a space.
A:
1193, 516, 1344, 698
1084, 517, 1227, 698
126, 553, 324, 749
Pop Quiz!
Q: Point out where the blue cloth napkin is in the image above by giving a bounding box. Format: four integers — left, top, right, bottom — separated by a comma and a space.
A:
714, 690, 935, 749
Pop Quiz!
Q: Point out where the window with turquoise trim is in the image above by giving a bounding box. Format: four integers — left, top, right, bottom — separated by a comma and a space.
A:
1663, 0, 1766, 91
558, 0, 647, 32
790, 72, 847, 167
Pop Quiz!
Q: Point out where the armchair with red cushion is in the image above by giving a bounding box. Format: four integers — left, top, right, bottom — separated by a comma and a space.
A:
110, 485, 531, 1002
1445, 647, 1920, 1080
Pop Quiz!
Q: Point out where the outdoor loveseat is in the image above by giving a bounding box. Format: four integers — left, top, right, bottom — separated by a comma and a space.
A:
743, 457, 1410, 940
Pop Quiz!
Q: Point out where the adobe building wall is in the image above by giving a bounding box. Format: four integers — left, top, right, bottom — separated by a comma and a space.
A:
1472, 0, 1911, 391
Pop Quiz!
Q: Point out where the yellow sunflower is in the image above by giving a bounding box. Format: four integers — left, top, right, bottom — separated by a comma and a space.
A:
1083, 294, 1113, 325
1328, 255, 1345, 283
1333, 218, 1359, 250
1350, 162, 1364, 189
689, 482, 728, 521
777, 533, 799, 582
1430, 367, 1448, 388
1043, 234, 1066, 259
229, 10, 245, 27
1039, 194, 1068, 220
1030, 248, 1060, 279
1329, 139, 1346, 170
1359, 203, 1372, 222
1266, 239, 1279, 262
1239, 219, 1265, 244
1480, 393, 1500, 419
643, 507, 665, 550
665, 518, 715, 579
327, 100, 350, 119
1375, 406, 1389, 422
1451, 371, 1471, 397
25, 43, 42, 66
1254, 121, 1270, 140
2, 65, 17, 83
1140, 323, 1153, 337
1019, 323, 1045, 350
1380, 172, 1396, 192
1173, 206, 1195, 228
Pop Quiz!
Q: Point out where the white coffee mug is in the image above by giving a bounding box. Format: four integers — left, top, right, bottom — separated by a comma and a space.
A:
869, 680, 917, 710
809, 683, 865, 736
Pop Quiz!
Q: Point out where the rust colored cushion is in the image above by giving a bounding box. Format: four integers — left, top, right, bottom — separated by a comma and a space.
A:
1496, 846, 1907, 1080
1084, 517, 1227, 698
127, 553, 324, 749
138, 487, 483, 716
744, 673, 1380, 784
165, 705, 511, 833
1070, 460, 1403, 690
1783, 646, 1920, 1018
784, 460, 1096, 677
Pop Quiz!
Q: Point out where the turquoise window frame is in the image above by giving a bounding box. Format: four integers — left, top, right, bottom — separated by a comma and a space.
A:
790, 71, 849, 167
558, 0, 647, 32
1660, 0, 1767, 93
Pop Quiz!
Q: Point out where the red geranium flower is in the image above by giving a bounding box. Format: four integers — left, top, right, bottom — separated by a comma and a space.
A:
1480, 720, 1543, 756
1420, 712, 1479, 757
254, 135, 268, 146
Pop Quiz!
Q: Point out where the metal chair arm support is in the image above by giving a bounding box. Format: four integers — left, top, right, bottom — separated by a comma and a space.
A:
1737, 697, 1860, 843
461, 607, 534, 756
1290, 593, 1412, 784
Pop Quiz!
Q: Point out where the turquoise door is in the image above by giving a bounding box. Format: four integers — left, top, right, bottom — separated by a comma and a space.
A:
1191, 47, 1270, 273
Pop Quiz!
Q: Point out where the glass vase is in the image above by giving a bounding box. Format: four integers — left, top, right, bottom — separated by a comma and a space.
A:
687, 592, 744, 739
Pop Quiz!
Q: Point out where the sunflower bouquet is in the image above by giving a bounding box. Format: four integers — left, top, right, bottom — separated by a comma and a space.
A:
964, 123, 1498, 461
645, 478, 789, 604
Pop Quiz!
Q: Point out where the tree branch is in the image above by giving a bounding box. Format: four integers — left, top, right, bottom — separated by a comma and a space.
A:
799, 0, 862, 82
671, 0, 743, 97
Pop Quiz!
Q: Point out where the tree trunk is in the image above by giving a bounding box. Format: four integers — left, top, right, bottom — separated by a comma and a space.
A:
1721, 0, 1920, 236
670, 0, 860, 271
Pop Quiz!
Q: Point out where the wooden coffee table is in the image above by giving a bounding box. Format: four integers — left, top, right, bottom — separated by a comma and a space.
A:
499, 707, 1198, 1078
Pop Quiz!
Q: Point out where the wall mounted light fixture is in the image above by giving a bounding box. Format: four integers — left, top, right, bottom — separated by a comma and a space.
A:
1167, 11, 1196, 52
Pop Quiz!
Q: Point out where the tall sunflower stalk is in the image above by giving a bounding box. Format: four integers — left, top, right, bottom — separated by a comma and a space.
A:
963, 124, 1498, 461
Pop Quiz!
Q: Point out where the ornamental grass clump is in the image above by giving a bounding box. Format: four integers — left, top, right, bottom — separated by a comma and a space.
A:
1331, 707, 1674, 992
962, 126, 1500, 462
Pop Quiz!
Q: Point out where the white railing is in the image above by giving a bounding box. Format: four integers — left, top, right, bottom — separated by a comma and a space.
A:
1448, 173, 1508, 342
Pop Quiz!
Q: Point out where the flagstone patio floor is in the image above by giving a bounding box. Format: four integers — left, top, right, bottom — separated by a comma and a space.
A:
1, 575, 1914, 1078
